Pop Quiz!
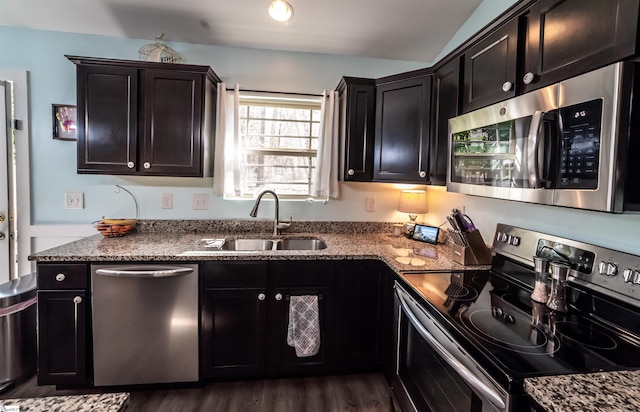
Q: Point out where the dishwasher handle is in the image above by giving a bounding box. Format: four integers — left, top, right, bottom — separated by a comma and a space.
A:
95, 266, 194, 278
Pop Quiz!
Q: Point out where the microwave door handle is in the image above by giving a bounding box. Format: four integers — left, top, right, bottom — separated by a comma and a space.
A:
527, 111, 545, 188
395, 289, 507, 410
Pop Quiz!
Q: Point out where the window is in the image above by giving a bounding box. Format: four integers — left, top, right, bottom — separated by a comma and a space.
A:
237, 93, 322, 198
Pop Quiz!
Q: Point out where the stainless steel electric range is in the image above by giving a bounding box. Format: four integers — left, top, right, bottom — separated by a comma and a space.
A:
391, 223, 640, 412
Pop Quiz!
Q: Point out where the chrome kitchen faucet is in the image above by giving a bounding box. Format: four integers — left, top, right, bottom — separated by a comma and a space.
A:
249, 190, 292, 236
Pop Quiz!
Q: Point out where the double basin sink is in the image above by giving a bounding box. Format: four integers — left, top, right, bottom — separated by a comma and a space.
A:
219, 238, 327, 251
180, 237, 327, 256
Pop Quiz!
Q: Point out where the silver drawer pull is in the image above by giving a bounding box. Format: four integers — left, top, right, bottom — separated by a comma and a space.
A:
56, 273, 66, 282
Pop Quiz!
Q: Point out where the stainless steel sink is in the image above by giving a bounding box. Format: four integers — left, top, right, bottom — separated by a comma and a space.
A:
178, 237, 327, 256
218, 239, 275, 251
276, 238, 327, 250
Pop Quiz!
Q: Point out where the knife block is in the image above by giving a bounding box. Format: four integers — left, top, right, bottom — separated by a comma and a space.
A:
451, 229, 492, 265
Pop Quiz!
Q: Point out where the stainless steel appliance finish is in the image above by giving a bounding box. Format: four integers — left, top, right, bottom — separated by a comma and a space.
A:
393, 223, 640, 412
0, 273, 37, 392
448, 62, 635, 212
91, 264, 199, 386
394, 283, 510, 412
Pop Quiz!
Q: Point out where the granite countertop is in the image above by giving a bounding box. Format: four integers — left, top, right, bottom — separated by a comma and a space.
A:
29, 220, 486, 273
524, 370, 640, 412
0, 393, 129, 411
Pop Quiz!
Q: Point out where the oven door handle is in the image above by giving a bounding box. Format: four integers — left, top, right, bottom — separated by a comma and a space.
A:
396, 289, 507, 410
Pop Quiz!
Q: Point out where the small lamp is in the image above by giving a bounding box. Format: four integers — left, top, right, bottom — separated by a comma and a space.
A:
397, 190, 428, 227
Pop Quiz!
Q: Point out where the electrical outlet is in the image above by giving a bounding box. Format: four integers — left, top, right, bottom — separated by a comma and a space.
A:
365, 196, 376, 212
161, 193, 173, 209
65, 192, 84, 210
192, 194, 210, 210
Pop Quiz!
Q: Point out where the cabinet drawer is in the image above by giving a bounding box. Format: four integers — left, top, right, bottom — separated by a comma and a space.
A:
37, 264, 88, 289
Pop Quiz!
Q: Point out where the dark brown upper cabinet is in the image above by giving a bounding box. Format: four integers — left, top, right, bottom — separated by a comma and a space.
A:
462, 17, 519, 112
68, 56, 220, 177
522, 0, 640, 93
374, 75, 432, 183
431, 58, 462, 185
336, 77, 376, 181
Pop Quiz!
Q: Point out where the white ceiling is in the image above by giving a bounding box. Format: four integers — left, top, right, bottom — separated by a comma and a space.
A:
0, 0, 485, 63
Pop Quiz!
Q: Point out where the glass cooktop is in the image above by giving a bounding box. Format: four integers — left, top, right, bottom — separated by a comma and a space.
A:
400, 269, 640, 381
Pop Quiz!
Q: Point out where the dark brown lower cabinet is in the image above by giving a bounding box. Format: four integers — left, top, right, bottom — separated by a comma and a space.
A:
201, 261, 268, 378
336, 260, 389, 372
37, 290, 88, 385
201, 260, 389, 379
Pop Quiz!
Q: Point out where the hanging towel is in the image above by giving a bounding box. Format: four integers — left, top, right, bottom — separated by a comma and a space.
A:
287, 295, 321, 357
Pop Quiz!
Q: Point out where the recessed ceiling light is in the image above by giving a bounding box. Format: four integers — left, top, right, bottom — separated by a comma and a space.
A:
267, 0, 294, 22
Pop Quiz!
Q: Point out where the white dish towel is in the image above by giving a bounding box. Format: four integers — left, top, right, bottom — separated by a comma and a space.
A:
287, 295, 321, 357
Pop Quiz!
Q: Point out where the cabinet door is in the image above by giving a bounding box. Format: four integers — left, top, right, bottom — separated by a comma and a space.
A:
201, 262, 267, 378
267, 261, 335, 375
339, 78, 376, 181
141, 70, 205, 176
77, 65, 138, 174
431, 58, 461, 185
336, 261, 386, 371
37, 290, 88, 385
374, 76, 432, 182
201, 288, 266, 378
462, 17, 519, 112
522, 0, 640, 93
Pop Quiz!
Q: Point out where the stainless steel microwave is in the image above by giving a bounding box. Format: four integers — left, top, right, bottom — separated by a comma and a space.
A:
447, 62, 640, 213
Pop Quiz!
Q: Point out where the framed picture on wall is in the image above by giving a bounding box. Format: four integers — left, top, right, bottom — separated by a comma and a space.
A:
52, 104, 77, 140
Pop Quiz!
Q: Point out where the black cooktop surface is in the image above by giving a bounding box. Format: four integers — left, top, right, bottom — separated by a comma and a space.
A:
400, 268, 640, 381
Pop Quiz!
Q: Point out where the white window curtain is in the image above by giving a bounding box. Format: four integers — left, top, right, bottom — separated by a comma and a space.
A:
310, 90, 340, 200
213, 83, 240, 196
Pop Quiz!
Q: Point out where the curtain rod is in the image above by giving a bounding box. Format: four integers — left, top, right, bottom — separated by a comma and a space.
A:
225, 88, 322, 97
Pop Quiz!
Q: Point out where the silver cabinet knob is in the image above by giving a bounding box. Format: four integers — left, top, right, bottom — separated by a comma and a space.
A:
523, 72, 535, 85
55, 273, 66, 282
258, 293, 266, 301
73, 296, 83, 304
143, 162, 151, 169
502, 81, 513, 92
275, 293, 283, 301
127, 161, 135, 169
0, 233, 5, 240
419, 171, 427, 178
347, 169, 355, 176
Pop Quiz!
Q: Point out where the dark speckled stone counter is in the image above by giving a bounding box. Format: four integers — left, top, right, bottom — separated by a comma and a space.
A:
29, 220, 485, 273
0, 393, 129, 411
524, 370, 640, 411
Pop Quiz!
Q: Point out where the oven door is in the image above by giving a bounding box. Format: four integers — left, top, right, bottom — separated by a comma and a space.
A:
392, 283, 510, 412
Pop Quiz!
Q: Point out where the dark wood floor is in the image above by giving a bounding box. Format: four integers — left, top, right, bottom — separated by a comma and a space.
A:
1, 373, 392, 412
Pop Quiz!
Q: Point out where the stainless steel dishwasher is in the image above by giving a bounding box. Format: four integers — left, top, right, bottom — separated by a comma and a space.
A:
91, 264, 199, 386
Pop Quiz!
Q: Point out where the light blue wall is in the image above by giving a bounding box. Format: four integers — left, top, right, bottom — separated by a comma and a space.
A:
0, 26, 428, 225
2, 0, 639, 257
435, 0, 521, 62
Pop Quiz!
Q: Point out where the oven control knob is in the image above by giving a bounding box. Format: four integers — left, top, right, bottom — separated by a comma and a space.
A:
623, 268, 640, 284
598, 261, 618, 277
499, 232, 509, 243
509, 236, 521, 246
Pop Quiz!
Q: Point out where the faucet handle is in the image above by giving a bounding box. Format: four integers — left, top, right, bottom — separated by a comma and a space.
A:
277, 216, 293, 230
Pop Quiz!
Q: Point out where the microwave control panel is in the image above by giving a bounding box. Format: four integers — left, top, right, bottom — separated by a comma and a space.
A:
557, 99, 602, 189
